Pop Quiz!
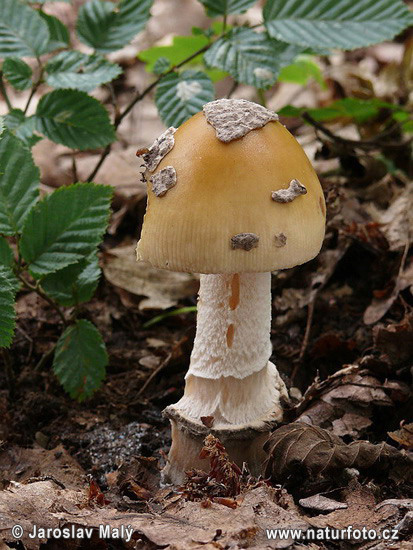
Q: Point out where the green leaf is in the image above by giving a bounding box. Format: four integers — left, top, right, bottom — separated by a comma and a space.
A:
0, 0, 50, 57
39, 11, 70, 52
42, 251, 101, 306
153, 57, 171, 75
278, 56, 326, 89
3, 58, 33, 90
279, 98, 407, 124
3, 109, 42, 148
199, 0, 256, 17
53, 319, 108, 401
45, 51, 122, 92
264, 0, 412, 50
0, 236, 13, 267
35, 89, 116, 150
143, 306, 197, 328
205, 28, 301, 88
77, 0, 153, 53
155, 70, 214, 127
139, 34, 209, 73
0, 237, 19, 293
20, 182, 112, 278
0, 267, 16, 348
0, 130, 39, 236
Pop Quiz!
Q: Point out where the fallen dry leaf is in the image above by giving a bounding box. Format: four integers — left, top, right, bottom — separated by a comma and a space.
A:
364, 259, 413, 325
264, 422, 413, 483
0, 481, 308, 550
296, 368, 398, 438
366, 186, 413, 252
388, 423, 413, 451
102, 245, 199, 310
373, 313, 413, 365
299, 494, 348, 513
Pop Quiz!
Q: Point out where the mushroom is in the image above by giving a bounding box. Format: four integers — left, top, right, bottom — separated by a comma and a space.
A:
137, 99, 326, 484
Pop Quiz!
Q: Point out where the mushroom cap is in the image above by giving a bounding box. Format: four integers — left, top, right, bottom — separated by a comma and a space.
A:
137, 101, 326, 273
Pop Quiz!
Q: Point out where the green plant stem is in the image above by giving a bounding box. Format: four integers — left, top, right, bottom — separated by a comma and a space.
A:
24, 62, 44, 115
86, 43, 212, 182
257, 88, 267, 107
223, 13, 228, 32
34, 344, 55, 371
0, 72, 13, 110
18, 273, 68, 327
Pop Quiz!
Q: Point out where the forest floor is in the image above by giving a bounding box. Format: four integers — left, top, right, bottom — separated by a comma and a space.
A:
0, 1, 412, 549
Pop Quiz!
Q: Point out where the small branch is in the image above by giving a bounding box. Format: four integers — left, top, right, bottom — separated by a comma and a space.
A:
115, 43, 210, 127
87, 144, 112, 182
71, 155, 79, 182
227, 80, 239, 99
85, 43, 212, 182
18, 273, 68, 327
0, 72, 13, 110
35, 345, 56, 372
302, 111, 412, 151
257, 88, 267, 107
24, 62, 44, 115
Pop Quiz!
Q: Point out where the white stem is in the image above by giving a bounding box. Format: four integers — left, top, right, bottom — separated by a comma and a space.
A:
164, 272, 288, 483
169, 273, 287, 429
188, 272, 272, 379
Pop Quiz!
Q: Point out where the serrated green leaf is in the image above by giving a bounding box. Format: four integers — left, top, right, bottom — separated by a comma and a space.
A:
0, 130, 39, 236
77, 0, 153, 53
0, 267, 16, 348
155, 70, 214, 127
20, 182, 112, 278
0, 237, 19, 293
205, 28, 301, 88
278, 56, 326, 89
3, 109, 42, 148
35, 89, 116, 150
46, 51, 122, 92
0, 0, 50, 57
39, 11, 70, 52
42, 251, 101, 306
53, 319, 108, 401
153, 57, 171, 75
264, 0, 412, 50
199, 0, 256, 17
3, 58, 33, 90
139, 34, 209, 73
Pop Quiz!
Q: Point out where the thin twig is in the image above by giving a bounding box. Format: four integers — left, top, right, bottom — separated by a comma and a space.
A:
226, 80, 239, 99
72, 155, 79, 182
34, 345, 56, 372
85, 43, 212, 182
136, 352, 172, 397
24, 61, 44, 115
302, 111, 412, 151
0, 72, 13, 110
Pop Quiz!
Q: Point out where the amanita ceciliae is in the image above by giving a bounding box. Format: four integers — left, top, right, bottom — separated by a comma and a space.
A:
137, 99, 326, 484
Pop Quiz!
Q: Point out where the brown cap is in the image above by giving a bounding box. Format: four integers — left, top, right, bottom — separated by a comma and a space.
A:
137, 99, 326, 273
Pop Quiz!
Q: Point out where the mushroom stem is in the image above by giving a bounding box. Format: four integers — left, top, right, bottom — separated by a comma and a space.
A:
163, 272, 288, 484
